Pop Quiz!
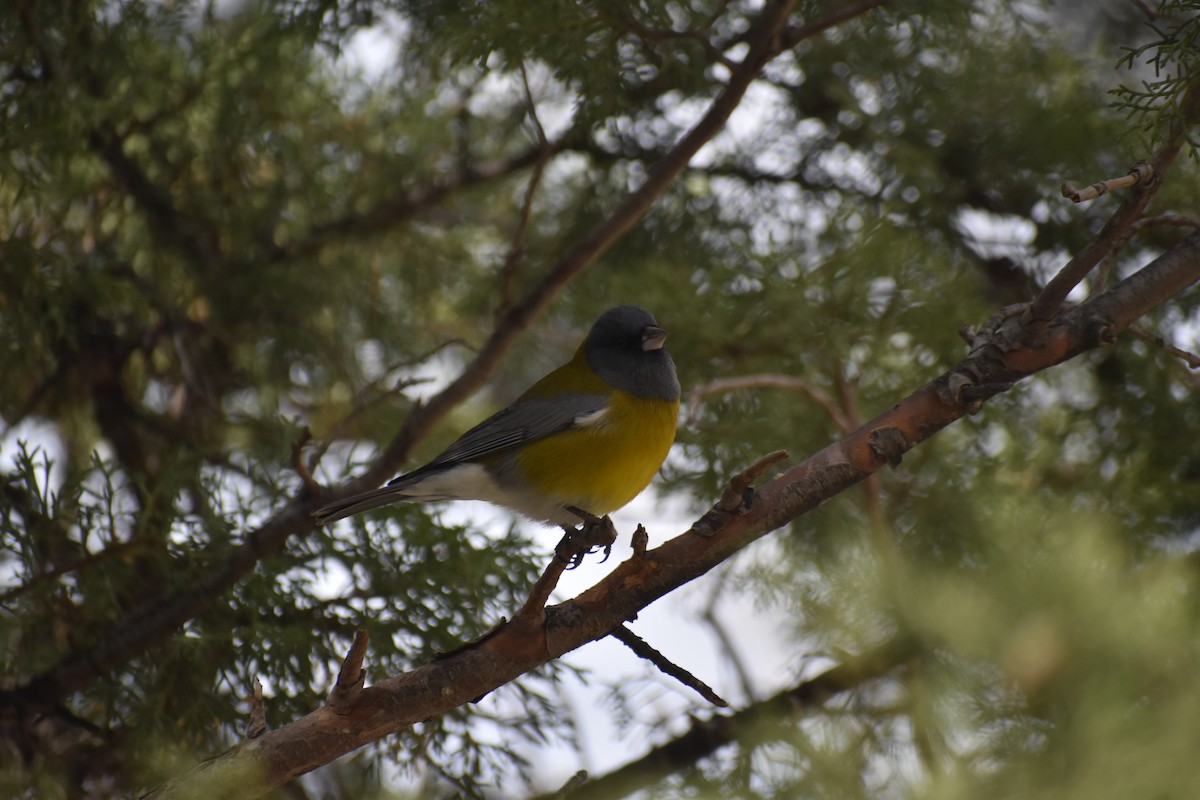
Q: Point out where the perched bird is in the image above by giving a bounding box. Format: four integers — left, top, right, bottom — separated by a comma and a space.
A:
312, 305, 681, 530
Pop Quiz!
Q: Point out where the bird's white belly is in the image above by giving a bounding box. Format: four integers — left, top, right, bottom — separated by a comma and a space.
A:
401, 463, 578, 526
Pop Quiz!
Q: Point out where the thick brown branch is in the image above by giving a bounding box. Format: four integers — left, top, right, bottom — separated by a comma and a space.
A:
144, 229, 1200, 800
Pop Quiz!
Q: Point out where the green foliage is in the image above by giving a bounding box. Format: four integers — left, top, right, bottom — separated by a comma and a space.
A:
1, 0, 1199, 798
1113, 0, 1200, 148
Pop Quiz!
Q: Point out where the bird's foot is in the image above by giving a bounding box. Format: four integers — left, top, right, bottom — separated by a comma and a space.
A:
557, 507, 618, 568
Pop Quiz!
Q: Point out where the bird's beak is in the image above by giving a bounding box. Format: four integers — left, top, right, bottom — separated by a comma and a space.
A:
642, 325, 668, 351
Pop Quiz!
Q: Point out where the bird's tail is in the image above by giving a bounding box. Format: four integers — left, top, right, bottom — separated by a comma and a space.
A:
311, 474, 452, 526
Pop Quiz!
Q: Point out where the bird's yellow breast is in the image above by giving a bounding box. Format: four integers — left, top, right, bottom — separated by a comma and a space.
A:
514, 389, 679, 516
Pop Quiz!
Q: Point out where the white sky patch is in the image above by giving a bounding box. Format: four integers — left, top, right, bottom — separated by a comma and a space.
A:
341, 14, 404, 81
0, 416, 67, 491
954, 207, 1037, 260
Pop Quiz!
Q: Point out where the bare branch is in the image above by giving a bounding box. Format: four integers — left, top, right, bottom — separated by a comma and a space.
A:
272, 145, 551, 265
691, 450, 789, 538
0, 534, 139, 604
1127, 325, 1200, 370
717, 450, 789, 513
610, 625, 729, 707
1060, 161, 1155, 203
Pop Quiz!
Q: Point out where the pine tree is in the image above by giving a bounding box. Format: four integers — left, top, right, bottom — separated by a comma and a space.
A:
2, 0, 1199, 797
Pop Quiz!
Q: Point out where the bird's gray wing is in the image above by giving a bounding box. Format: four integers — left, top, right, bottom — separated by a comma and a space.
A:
390, 392, 608, 483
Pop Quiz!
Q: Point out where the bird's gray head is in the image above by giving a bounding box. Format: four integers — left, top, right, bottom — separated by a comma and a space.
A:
585, 305, 680, 400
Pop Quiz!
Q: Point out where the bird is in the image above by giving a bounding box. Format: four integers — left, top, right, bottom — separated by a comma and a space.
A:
312, 305, 681, 532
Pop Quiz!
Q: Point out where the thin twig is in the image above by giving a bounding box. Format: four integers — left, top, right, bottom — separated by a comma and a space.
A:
513, 515, 620, 628
1060, 162, 1154, 203
779, 0, 893, 49
514, 554, 570, 626
427, 758, 487, 800
1128, 325, 1200, 369
305, 340, 463, 473
611, 625, 728, 707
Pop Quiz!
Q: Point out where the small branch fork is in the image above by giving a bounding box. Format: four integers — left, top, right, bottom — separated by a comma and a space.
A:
689, 450, 789, 538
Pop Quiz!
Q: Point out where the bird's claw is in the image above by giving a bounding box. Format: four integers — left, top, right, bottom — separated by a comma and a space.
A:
557, 507, 618, 568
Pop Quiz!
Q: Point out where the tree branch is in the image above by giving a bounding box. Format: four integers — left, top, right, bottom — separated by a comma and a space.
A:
269, 144, 552, 265
779, 0, 894, 49
143, 227, 1200, 800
